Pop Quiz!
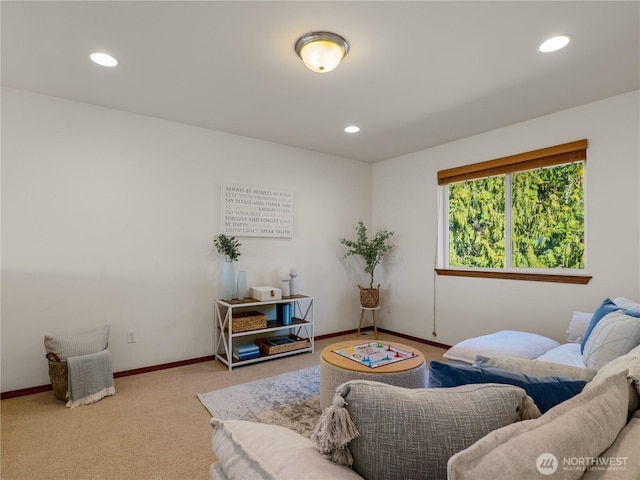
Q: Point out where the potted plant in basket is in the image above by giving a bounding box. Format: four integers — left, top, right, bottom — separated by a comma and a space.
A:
339, 221, 394, 308
213, 234, 241, 300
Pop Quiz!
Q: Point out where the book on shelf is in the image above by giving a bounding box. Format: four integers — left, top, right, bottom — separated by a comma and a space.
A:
233, 343, 259, 355
233, 343, 258, 353
276, 302, 293, 325
233, 351, 260, 361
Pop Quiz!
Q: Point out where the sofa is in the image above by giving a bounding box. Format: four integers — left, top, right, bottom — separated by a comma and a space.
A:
208, 298, 640, 479
442, 296, 640, 371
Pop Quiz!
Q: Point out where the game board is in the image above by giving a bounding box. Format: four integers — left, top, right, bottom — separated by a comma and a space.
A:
332, 342, 418, 369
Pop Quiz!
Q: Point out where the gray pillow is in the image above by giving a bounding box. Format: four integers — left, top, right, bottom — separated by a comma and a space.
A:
447, 370, 630, 480
338, 380, 533, 480
44, 324, 110, 361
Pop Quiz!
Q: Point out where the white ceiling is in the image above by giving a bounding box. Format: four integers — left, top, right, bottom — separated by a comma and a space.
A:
2, 1, 639, 163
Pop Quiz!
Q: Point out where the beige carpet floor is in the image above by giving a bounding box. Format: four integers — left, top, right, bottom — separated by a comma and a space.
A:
1, 332, 446, 480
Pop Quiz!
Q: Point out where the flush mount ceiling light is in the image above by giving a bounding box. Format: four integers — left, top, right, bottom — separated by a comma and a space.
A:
344, 126, 360, 133
295, 31, 349, 73
538, 35, 571, 53
90, 52, 118, 67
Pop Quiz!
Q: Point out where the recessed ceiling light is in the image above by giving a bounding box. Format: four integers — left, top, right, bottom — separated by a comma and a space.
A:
90, 52, 118, 67
344, 126, 360, 133
538, 35, 571, 53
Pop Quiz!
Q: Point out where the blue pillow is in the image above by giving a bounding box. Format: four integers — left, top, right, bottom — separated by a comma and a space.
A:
428, 361, 586, 413
580, 299, 620, 354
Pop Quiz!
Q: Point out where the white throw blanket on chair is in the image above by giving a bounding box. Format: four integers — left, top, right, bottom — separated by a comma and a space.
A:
66, 349, 115, 408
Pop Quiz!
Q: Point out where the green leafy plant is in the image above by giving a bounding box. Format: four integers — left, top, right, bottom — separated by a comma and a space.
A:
213, 234, 241, 261
340, 221, 394, 288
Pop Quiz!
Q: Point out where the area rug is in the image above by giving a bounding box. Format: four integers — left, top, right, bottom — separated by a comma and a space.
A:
197, 365, 321, 438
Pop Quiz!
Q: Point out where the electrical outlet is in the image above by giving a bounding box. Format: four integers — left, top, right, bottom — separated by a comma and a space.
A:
127, 329, 137, 343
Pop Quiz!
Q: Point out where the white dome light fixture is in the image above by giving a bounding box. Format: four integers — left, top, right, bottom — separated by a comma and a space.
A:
538, 35, 571, 53
295, 31, 349, 73
344, 126, 360, 133
90, 52, 118, 67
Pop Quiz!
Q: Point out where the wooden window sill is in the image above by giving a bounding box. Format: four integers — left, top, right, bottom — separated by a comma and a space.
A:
434, 268, 591, 285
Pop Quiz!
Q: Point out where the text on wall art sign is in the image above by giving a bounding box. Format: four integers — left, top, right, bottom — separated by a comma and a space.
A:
221, 183, 293, 238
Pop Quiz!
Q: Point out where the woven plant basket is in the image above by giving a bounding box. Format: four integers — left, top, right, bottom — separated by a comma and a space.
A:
48, 360, 68, 400
359, 285, 380, 308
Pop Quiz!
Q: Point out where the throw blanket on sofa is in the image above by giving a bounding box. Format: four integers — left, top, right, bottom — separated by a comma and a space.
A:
66, 350, 115, 408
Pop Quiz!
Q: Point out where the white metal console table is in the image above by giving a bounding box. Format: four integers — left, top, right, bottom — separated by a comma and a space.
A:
214, 294, 314, 371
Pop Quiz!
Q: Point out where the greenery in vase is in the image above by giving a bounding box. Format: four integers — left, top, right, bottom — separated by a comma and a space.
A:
339, 221, 394, 288
213, 234, 241, 261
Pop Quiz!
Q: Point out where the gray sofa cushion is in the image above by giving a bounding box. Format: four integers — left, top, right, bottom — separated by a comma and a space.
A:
338, 380, 532, 480
583, 343, 640, 417
580, 411, 640, 480
447, 370, 630, 480
474, 354, 597, 382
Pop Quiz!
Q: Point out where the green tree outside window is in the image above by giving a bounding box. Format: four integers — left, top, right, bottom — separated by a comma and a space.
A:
448, 162, 584, 269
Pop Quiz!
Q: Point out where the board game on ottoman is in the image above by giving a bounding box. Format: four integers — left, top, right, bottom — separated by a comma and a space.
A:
319, 340, 427, 409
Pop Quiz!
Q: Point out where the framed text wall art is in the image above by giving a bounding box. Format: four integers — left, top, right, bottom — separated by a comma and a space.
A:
221, 183, 293, 238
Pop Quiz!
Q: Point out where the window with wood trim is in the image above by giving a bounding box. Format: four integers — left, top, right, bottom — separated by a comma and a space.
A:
437, 140, 587, 275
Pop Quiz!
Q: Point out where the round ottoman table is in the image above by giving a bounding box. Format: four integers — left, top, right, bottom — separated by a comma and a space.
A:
320, 340, 428, 410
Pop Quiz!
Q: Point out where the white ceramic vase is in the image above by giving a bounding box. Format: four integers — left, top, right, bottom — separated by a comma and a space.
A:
236, 270, 248, 300
290, 274, 299, 296
221, 260, 235, 300
280, 279, 290, 297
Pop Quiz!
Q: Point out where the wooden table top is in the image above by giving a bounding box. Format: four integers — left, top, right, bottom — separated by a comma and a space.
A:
321, 340, 425, 374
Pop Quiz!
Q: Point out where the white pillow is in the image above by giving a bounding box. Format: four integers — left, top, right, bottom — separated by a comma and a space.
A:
583, 311, 640, 370
474, 354, 597, 382
211, 418, 364, 480
566, 311, 593, 343
613, 297, 640, 311
443, 330, 560, 364
536, 343, 585, 368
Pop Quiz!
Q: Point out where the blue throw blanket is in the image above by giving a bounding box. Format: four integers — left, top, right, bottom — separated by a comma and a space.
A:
66, 349, 115, 408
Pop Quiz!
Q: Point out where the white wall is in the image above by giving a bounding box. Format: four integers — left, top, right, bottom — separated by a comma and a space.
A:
4, 88, 638, 392
1, 88, 372, 392
373, 90, 640, 347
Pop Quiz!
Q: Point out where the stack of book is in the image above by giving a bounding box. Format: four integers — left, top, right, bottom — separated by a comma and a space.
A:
233, 343, 260, 361
277, 302, 293, 325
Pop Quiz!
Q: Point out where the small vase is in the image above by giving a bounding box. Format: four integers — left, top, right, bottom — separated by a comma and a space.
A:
221, 260, 235, 300
280, 278, 290, 297
237, 270, 247, 301
290, 274, 300, 296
